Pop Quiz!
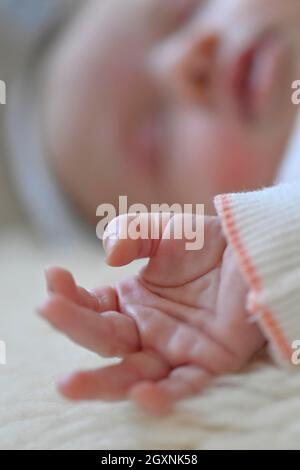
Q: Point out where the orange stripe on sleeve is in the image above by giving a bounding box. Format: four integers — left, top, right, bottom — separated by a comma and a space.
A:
220, 194, 292, 363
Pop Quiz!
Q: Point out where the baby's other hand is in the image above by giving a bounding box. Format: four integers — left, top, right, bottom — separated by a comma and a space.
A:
39, 214, 265, 414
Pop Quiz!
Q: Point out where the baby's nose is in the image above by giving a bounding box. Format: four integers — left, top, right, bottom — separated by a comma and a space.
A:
150, 32, 220, 106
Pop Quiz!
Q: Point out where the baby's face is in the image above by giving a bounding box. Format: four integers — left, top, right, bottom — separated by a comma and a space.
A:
43, 0, 300, 220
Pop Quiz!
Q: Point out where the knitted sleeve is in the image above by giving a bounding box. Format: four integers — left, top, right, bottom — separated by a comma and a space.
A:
215, 183, 300, 367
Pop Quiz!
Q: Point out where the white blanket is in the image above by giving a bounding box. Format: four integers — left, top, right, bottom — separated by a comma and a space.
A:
1, 231, 300, 450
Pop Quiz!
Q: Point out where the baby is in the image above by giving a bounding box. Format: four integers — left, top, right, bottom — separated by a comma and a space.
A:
36, 0, 300, 414
7, 0, 299, 236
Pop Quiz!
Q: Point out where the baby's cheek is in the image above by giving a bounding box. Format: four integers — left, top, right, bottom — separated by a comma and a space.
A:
176, 118, 259, 198
213, 115, 288, 192
210, 128, 267, 193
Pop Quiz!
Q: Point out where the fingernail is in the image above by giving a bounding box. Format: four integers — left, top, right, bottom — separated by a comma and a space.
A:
57, 373, 73, 388
36, 300, 49, 317
103, 234, 118, 257
44, 267, 54, 292
44, 265, 55, 277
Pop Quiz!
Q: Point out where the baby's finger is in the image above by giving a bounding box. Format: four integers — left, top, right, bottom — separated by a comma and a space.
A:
103, 214, 226, 288
38, 295, 140, 357
129, 366, 213, 415
103, 213, 174, 266
58, 351, 169, 401
45, 267, 100, 311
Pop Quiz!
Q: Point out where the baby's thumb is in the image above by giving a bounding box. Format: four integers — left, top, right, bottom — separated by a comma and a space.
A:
103, 213, 173, 267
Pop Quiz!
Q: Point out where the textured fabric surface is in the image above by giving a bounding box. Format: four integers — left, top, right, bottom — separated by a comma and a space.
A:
1, 232, 300, 450
215, 183, 300, 367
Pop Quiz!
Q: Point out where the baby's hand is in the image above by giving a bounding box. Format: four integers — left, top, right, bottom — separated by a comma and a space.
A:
39, 214, 265, 414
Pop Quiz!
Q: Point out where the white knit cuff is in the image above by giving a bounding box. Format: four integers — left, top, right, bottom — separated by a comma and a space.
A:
215, 183, 300, 368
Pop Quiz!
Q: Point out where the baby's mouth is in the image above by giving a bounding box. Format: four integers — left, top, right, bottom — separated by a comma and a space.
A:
229, 33, 292, 120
